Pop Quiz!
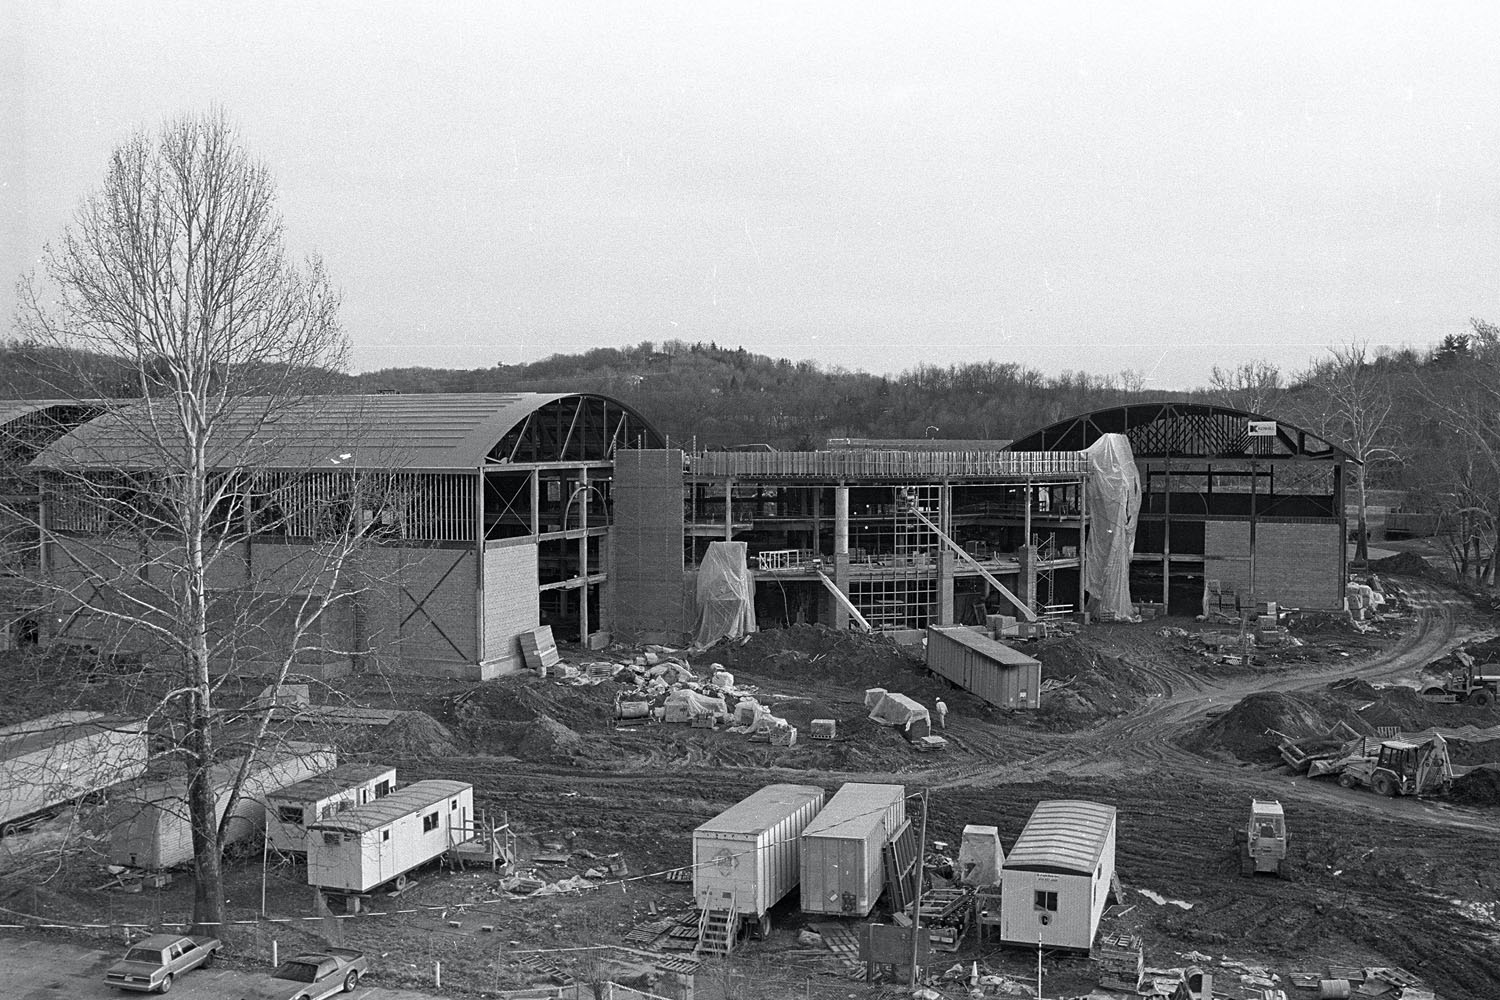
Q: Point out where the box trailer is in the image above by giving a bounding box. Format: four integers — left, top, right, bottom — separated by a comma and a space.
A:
306, 779, 474, 894
108, 743, 337, 869
800, 782, 906, 917
998, 799, 1116, 951
692, 783, 825, 937
0, 711, 149, 833
926, 626, 1042, 710
266, 764, 397, 854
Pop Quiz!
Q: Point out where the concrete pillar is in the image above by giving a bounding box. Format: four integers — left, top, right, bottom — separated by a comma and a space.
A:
1017, 544, 1038, 614
937, 549, 955, 624
833, 485, 850, 630
723, 479, 734, 540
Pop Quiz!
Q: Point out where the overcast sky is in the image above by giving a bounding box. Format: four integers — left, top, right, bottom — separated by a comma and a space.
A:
4, 2, 1498, 387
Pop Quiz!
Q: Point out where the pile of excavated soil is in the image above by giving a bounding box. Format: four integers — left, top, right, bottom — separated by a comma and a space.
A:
1032, 637, 1152, 725
1451, 764, 1500, 806
1370, 550, 1445, 580
356, 711, 463, 757
1183, 691, 1373, 763
699, 624, 925, 686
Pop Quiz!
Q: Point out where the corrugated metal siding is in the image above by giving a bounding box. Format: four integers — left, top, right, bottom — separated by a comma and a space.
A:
693, 784, 824, 918
926, 626, 1041, 710
800, 783, 905, 916
34, 393, 578, 471
1006, 800, 1116, 874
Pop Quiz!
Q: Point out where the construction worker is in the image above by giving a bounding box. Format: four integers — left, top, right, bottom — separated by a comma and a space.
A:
935, 698, 948, 730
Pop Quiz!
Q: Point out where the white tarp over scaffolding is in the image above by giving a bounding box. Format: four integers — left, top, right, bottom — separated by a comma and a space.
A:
1084, 433, 1141, 621
693, 541, 757, 647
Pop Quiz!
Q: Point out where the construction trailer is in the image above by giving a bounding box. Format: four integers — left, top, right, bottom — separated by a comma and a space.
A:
692, 783, 825, 945
925, 626, 1042, 710
0, 711, 148, 833
108, 743, 337, 869
305, 780, 474, 894
800, 782, 906, 917
265, 764, 397, 854
998, 799, 1116, 952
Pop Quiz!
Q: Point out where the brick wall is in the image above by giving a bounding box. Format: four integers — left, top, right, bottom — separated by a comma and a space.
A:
483, 545, 540, 678
1204, 520, 1342, 610
611, 450, 691, 642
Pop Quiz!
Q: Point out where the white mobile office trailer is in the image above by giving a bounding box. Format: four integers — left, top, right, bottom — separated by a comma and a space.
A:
265, 764, 396, 853
0, 711, 148, 830
800, 782, 906, 917
305, 779, 474, 894
692, 783, 825, 935
998, 799, 1116, 951
108, 743, 337, 869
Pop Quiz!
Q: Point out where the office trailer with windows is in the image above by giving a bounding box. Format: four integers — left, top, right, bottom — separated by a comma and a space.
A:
997, 799, 1116, 951
306, 780, 473, 893
265, 764, 397, 853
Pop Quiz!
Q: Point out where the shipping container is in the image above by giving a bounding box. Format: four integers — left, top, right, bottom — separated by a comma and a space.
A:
265, 764, 397, 853
692, 783, 825, 935
305, 779, 473, 894
926, 626, 1042, 710
800, 782, 906, 916
998, 799, 1116, 951
108, 742, 337, 869
0, 711, 148, 830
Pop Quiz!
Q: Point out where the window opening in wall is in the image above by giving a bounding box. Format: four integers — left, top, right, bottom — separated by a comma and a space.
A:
1034, 890, 1058, 912
422, 812, 439, 833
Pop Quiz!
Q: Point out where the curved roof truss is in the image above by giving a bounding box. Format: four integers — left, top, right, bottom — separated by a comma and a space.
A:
1008, 401, 1353, 462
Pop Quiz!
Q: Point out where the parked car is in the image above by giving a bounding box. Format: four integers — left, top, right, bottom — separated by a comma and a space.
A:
104, 933, 220, 993
236, 949, 369, 1000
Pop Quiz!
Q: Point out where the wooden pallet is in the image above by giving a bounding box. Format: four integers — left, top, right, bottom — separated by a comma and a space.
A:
650, 955, 702, 975
663, 867, 691, 883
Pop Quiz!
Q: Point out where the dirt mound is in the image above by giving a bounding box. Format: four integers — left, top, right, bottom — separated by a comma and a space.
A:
1032, 637, 1153, 725
700, 624, 924, 686
1451, 765, 1500, 806
1370, 550, 1444, 579
1184, 691, 1373, 763
359, 711, 463, 756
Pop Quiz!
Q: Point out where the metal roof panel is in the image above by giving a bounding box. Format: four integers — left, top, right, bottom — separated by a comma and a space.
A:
1005, 800, 1116, 875
309, 779, 470, 835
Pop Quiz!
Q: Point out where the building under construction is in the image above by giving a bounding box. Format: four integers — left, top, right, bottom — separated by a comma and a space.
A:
610, 447, 1104, 641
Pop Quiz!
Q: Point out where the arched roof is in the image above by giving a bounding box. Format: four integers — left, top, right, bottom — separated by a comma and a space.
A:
31, 392, 664, 472
1008, 401, 1354, 462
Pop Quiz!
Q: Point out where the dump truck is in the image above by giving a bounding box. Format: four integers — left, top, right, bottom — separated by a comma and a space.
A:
1334, 735, 1453, 797
1421, 650, 1499, 707
1233, 799, 1288, 878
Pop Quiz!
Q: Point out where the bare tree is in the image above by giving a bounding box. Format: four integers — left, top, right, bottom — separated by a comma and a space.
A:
1413, 319, 1500, 585
1295, 341, 1400, 563
7, 110, 383, 934
1208, 360, 1284, 414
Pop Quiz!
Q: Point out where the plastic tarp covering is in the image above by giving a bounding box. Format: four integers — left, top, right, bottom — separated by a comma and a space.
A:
663, 690, 728, 716
1084, 433, 1141, 621
868, 692, 931, 732
693, 541, 757, 647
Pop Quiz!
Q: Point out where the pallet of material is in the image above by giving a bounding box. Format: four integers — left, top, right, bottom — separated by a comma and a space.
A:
809, 719, 836, 740
519, 627, 561, 671
913, 735, 949, 752
1095, 931, 1144, 991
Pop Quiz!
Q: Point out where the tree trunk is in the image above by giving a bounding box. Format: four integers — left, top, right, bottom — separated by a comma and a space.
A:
1354, 466, 1370, 563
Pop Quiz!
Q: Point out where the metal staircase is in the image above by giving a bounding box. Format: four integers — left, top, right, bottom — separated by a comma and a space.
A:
696, 889, 739, 956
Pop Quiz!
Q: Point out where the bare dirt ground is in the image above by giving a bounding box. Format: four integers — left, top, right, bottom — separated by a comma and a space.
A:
4, 575, 1499, 998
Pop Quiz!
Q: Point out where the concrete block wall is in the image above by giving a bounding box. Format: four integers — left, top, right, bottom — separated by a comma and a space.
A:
1204, 520, 1342, 610
1256, 523, 1343, 610
610, 450, 691, 642
483, 545, 540, 678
